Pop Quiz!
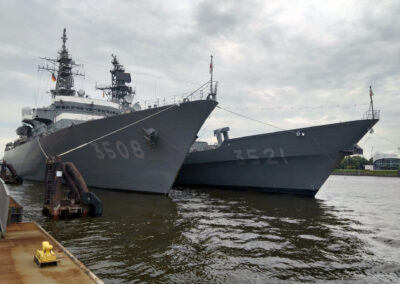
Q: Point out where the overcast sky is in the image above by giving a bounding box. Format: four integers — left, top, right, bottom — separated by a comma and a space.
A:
1, 0, 399, 159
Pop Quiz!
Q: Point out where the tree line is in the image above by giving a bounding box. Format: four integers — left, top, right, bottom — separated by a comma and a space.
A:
336, 155, 372, 170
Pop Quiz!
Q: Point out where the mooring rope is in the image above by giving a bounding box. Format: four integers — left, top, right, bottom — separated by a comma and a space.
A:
37, 138, 49, 159
216, 105, 337, 163
374, 133, 399, 148
36, 104, 176, 159
216, 105, 290, 132
58, 104, 176, 157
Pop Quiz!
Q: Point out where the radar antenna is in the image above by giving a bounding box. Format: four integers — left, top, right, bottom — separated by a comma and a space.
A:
96, 54, 134, 108
38, 28, 84, 97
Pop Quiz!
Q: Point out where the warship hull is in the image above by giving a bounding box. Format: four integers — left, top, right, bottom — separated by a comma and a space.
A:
4, 100, 217, 194
176, 119, 378, 196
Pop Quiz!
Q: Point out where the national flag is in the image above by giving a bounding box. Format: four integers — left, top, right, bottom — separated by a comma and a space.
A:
51, 73, 56, 82
369, 86, 375, 97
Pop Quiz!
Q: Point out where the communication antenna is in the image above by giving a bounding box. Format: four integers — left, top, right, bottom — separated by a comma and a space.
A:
210, 55, 214, 94
37, 28, 84, 97
369, 86, 375, 119
206, 54, 217, 100
95, 54, 134, 108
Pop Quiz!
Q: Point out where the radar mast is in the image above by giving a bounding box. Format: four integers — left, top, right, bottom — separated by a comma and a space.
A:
38, 28, 84, 97
96, 54, 134, 108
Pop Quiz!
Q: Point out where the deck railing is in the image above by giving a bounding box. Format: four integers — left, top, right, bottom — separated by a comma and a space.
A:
363, 109, 380, 120
139, 81, 218, 110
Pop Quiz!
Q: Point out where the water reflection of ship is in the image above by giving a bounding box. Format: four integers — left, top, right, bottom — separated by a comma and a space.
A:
170, 187, 366, 281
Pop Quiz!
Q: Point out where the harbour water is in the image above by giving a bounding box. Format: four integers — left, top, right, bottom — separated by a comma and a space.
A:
6, 176, 400, 283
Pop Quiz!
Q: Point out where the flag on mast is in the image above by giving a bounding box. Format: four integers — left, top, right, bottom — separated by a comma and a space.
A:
370, 87, 374, 97
51, 73, 57, 82
210, 56, 213, 74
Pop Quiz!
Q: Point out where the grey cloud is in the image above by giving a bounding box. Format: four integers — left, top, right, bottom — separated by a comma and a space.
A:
0, 0, 399, 158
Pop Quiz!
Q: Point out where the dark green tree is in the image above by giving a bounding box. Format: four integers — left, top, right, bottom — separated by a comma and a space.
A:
337, 155, 370, 169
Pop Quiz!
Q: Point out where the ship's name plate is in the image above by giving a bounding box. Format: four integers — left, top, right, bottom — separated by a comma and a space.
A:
233, 147, 288, 165
91, 140, 144, 160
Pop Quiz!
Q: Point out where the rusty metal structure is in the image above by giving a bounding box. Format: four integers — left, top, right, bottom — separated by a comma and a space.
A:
43, 156, 102, 219
8, 197, 23, 224
1, 160, 23, 185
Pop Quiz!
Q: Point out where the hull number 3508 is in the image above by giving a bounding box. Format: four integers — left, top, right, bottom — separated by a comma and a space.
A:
91, 140, 144, 160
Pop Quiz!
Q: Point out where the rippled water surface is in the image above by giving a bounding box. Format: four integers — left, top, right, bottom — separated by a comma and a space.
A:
7, 176, 400, 283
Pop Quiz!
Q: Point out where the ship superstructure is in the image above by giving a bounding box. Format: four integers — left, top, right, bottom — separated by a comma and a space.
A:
7, 28, 121, 151
96, 54, 136, 109
4, 29, 218, 194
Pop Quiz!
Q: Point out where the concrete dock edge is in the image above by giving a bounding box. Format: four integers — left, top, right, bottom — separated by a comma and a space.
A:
34, 222, 104, 284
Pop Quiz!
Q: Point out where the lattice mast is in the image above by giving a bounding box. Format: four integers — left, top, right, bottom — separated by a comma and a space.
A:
369, 86, 375, 119
96, 54, 134, 108
208, 54, 217, 100
38, 28, 84, 97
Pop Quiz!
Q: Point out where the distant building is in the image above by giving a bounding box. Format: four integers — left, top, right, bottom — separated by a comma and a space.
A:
364, 165, 373, 171
373, 152, 400, 170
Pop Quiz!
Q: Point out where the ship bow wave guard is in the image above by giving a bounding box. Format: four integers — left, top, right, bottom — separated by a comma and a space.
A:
3, 29, 217, 195
176, 115, 378, 197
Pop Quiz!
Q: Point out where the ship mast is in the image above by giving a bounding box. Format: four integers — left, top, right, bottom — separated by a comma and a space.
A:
96, 54, 134, 108
208, 54, 217, 100
369, 86, 375, 119
210, 55, 213, 94
38, 28, 84, 97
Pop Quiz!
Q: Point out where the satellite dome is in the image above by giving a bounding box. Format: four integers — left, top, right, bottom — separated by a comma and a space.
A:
125, 94, 133, 104
77, 89, 85, 97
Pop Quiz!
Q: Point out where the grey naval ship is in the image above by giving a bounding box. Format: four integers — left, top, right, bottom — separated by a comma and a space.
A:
3, 29, 218, 194
176, 97, 379, 197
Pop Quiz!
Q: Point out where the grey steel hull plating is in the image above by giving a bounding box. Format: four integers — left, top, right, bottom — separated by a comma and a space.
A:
176, 119, 378, 196
4, 100, 217, 194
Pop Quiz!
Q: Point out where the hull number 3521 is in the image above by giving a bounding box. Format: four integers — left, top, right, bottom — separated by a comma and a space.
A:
233, 147, 288, 165
91, 140, 144, 160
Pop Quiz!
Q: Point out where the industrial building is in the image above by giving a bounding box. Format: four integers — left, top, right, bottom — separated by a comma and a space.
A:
373, 152, 400, 170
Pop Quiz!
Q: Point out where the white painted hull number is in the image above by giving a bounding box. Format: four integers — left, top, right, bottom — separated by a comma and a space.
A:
233, 148, 288, 165
91, 140, 144, 160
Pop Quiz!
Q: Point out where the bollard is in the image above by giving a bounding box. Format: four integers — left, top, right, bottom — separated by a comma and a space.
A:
34, 241, 57, 267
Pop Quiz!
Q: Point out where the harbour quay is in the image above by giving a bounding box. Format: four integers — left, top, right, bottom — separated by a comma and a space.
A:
0, 179, 103, 283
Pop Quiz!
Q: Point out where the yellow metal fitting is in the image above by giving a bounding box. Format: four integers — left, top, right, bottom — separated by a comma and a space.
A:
34, 241, 57, 267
